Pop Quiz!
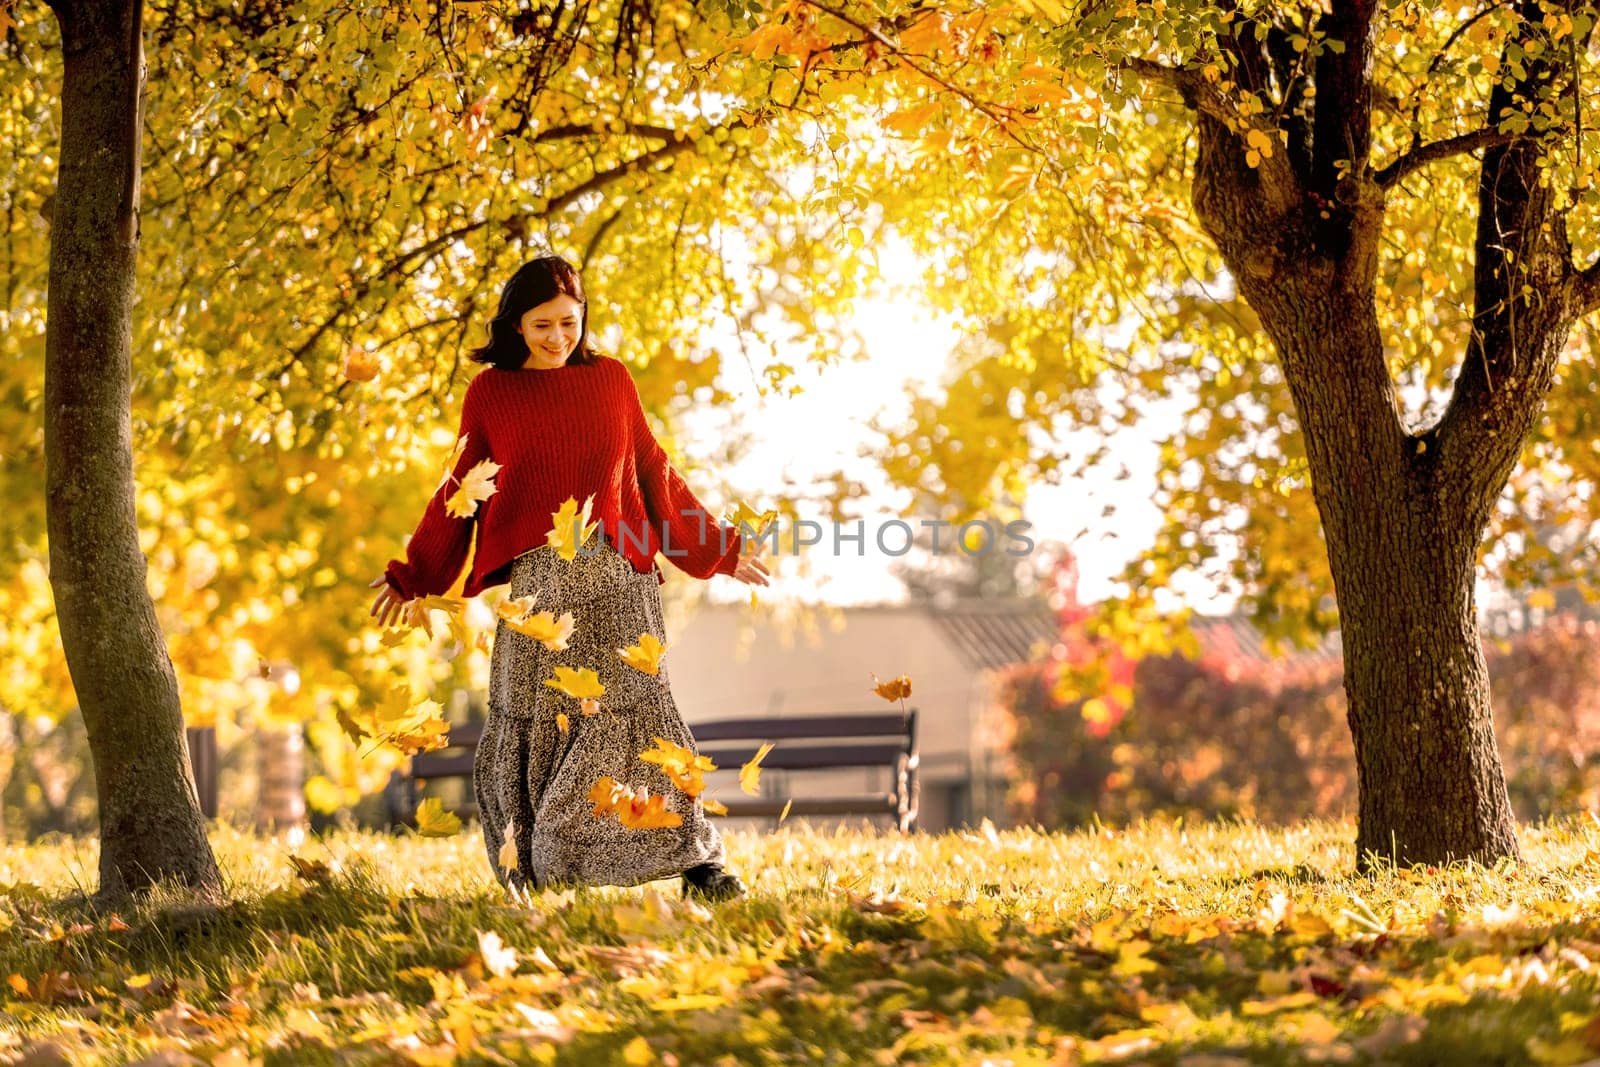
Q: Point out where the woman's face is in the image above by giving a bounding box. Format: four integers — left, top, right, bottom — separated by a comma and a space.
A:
518, 294, 584, 369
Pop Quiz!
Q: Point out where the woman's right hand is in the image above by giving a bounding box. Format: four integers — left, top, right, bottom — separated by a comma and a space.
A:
368, 575, 413, 629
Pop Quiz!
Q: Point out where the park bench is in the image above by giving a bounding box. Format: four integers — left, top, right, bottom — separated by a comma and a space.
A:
382, 708, 920, 832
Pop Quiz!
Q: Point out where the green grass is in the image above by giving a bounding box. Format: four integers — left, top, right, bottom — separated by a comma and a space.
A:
3, 817, 1600, 1065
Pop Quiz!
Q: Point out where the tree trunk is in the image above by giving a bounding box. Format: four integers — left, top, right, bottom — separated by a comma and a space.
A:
43, 0, 220, 897
1189, 94, 1533, 867
1265, 289, 1524, 868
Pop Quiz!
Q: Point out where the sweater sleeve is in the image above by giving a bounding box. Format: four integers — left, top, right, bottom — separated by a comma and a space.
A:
623, 367, 743, 580
384, 384, 492, 599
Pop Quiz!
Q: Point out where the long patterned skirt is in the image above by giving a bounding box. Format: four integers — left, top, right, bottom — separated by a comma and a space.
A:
474, 536, 725, 889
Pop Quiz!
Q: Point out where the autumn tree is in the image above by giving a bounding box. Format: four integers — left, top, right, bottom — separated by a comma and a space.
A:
1, 0, 885, 846
715, 0, 1600, 866
34, 0, 221, 895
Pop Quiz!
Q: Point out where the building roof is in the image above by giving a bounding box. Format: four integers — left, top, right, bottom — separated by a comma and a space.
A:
1190, 614, 1343, 676
923, 600, 1060, 671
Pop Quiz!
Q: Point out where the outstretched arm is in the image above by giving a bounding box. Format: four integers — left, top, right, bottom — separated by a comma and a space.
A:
377, 385, 492, 607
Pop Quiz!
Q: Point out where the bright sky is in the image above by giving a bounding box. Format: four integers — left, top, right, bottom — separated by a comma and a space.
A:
679, 239, 1233, 611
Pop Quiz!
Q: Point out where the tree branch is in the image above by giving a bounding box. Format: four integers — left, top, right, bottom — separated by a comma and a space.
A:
1310, 0, 1379, 195
1373, 127, 1523, 189
1433, 1, 1580, 514
794, 0, 1049, 165
534, 122, 680, 143
1572, 259, 1600, 315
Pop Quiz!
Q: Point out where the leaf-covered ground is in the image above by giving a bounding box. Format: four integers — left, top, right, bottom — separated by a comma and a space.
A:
3, 817, 1600, 1065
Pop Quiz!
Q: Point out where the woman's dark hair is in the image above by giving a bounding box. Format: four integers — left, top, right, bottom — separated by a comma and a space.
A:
469, 255, 599, 369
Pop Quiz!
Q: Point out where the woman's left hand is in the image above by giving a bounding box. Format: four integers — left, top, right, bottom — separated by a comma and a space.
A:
731, 542, 771, 587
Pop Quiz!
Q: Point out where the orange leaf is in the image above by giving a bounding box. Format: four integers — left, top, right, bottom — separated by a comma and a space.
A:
871, 673, 913, 701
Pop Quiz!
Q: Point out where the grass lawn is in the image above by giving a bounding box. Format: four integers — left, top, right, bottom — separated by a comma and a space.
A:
3, 817, 1600, 1065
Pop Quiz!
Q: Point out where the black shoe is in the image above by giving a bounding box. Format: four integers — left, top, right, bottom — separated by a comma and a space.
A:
682, 863, 746, 902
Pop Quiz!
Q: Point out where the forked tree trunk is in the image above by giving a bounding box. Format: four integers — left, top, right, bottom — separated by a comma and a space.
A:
43, 0, 220, 897
1179, 0, 1582, 864
1263, 287, 1529, 867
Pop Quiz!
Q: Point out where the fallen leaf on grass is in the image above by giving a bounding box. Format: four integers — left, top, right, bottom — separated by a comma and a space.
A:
477, 930, 519, 979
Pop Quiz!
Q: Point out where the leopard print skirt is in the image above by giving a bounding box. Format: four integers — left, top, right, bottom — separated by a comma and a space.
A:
474, 534, 725, 890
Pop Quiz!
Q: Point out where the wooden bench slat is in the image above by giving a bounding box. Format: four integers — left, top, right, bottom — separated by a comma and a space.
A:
386, 708, 920, 832
691, 713, 913, 742
699, 742, 910, 771
720, 795, 899, 817
413, 752, 476, 778
447, 722, 486, 747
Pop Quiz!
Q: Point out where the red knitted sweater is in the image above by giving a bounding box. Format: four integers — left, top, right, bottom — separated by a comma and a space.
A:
384, 355, 743, 600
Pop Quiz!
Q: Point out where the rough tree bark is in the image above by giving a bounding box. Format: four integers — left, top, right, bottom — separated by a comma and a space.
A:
43, 0, 220, 897
1139, 0, 1599, 867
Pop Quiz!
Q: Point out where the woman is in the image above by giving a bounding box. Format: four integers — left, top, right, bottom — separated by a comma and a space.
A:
369, 255, 770, 901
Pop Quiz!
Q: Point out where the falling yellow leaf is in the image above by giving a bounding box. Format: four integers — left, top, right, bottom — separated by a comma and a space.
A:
373, 693, 452, 756
546, 495, 601, 560
726, 500, 778, 537
544, 666, 605, 700
617, 788, 683, 830
639, 737, 716, 798
778, 798, 793, 823
495, 594, 539, 621
415, 797, 462, 837
871, 673, 913, 702
436, 434, 469, 491
617, 633, 668, 676
702, 797, 729, 816
590, 776, 627, 817
556, 712, 570, 735
498, 821, 519, 872
740, 742, 774, 796
587, 776, 683, 830
446, 458, 503, 518
506, 609, 577, 651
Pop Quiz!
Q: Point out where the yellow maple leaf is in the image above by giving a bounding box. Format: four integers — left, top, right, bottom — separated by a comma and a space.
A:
726, 500, 778, 537
495, 594, 539, 622
506, 610, 577, 651
546, 495, 600, 560
498, 821, 519, 872
415, 797, 461, 837
702, 796, 728, 816
639, 737, 716, 798
445, 458, 503, 518
617, 633, 668, 675
389, 715, 450, 757
556, 712, 570, 735
739, 742, 774, 796
543, 666, 605, 700
588, 776, 683, 830
871, 673, 913, 702
616, 787, 683, 830
589, 776, 624, 816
